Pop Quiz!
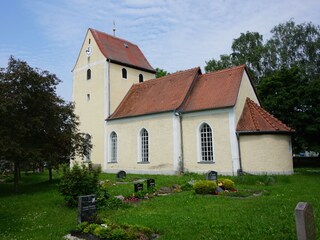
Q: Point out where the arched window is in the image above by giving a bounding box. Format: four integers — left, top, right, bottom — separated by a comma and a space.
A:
200, 123, 214, 162
84, 134, 91, 162
87, 69, 91, 80
110, 132, 117, 162
140, 128, 149, 162
139, 74, 143, 83
122, 68, 127, 79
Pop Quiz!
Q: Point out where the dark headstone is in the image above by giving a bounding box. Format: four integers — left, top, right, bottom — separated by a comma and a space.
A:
78, 194, 96, 224
206, 171, 218, 181
134, 183, 143, 192
295, 202, 316, 240
116, 170, 126, 179
147, 179, 155, 189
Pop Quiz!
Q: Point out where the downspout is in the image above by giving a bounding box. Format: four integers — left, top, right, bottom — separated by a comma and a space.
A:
174, 110, 184, 174
236, 132, 243, 175
107, 58, 111, 116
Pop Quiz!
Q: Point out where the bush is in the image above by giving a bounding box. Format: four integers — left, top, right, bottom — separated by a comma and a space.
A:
58, 162, 101, 207
193, 180, 217, 194
218, 178, 235, 190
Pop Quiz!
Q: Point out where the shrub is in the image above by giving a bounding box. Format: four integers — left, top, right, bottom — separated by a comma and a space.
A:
218, 178, 235, 190
181, 182, 193, 191
193, 180, 217, 194
58, 162, 101, 207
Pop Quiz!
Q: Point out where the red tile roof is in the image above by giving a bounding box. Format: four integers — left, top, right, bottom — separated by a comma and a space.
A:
237, 98, 294, 133
90, 28, 156, 73
108, 67, 201, 120
181, 65, 246, 112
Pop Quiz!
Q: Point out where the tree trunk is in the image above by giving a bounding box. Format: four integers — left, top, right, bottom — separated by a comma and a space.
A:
49, 167, 53, 182
14, 162, 19, 193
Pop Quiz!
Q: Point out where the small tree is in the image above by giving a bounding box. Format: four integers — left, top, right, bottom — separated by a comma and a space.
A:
58, 163, 100, 207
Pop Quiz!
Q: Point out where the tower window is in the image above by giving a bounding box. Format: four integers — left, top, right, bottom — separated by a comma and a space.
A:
89, 38, 91, 44
87, 69, 91, 80
87, 94, 90, 101
139, 74, 143, 83
122, 68, 127, 79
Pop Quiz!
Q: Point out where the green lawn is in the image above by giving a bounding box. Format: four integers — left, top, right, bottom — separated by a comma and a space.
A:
0, 169, 319, 240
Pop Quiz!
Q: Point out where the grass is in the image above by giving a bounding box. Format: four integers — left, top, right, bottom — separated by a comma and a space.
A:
0, 169, 319, 239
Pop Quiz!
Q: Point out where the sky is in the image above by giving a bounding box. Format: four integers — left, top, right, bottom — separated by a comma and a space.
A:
1, 0, 319, 101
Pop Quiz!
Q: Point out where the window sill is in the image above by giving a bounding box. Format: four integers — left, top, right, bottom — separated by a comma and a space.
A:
198, 161, 215, 164
107, 161, 118, 164
137, 161, 150, 164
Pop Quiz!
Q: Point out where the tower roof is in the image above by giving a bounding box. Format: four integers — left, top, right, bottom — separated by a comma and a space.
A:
90, 28, 156, 73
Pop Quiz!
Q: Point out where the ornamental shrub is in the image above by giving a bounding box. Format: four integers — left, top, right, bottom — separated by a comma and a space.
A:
58, 162, 101, 207
218, 178, 235, 190
193, 180, 217, 194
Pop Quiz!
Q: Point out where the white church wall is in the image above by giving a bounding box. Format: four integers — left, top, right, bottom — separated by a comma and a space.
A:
181, 109, 234, 175
105, 112, 176, 174
239, 134, 294, 174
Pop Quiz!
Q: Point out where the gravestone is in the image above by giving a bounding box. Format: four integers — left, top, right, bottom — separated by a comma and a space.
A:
134, 183, 143, 192
116, 170, 126, 179
295, 202, 316, 240
206, 171, 218, 181
147, 179, 155, 189
78, 194, 96, 224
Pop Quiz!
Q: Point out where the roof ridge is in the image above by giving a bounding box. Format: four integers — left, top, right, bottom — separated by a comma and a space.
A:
89, 28, 137, 47
247, 98, 260, 130
203, 64, 246, 77
248, 98, 292, 131
134, 67, 201, 86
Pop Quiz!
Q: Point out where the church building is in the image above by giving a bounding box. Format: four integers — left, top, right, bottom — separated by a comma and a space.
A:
72, 28, 294, 175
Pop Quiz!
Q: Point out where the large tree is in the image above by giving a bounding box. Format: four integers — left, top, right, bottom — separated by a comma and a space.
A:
0, 56, 91, 192
204, 20, 320, 152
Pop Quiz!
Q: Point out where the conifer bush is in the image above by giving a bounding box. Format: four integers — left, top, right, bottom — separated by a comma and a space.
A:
58, 163, 101, 207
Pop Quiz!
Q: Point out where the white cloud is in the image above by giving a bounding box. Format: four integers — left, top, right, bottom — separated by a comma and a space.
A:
2, 0, 319, 100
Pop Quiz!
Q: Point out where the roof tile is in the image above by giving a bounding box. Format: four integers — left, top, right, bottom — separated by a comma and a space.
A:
108, 67, 201, 120
237, 98, 294, 133
181, 65, 245, 112
90, 28, 155, 73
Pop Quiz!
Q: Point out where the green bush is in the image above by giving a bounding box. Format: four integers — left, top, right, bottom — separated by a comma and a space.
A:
181, 182, 193, 191
193, 180, 217, 194
58, 162, 101, 207
218, 178, 235, 190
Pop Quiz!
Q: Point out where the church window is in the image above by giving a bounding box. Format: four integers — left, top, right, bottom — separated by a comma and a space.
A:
140, 128, 149, 162
199, 123, 214, 162
87, 69, 91, 80
122, 68, 127, 79
139, 74, 143, 83
83, 134, 91, 162
110, 132, 117, 162
87, 94, 90, 101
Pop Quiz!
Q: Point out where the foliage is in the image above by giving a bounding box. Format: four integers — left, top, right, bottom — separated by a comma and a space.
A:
1, 171, 320, 239
204, 20, 320, 152
181, 182, 193, 191
258, 66, 320, 152
76, 218, 154, 240
218, 178, 235, 190
0, 56, 92, 192
58, 163, 100, 207
193, 180, 217, 194
155, 67, 169, 78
